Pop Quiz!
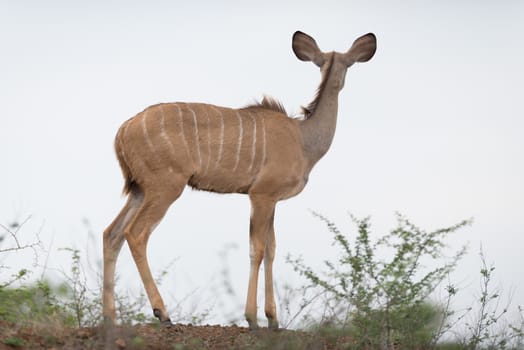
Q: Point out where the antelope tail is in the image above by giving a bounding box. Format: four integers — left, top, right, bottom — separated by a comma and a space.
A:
114, 136, 138, 196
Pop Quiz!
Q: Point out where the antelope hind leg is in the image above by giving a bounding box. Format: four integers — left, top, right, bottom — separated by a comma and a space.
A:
102, 191, 143, 324
124, 184, 184, 324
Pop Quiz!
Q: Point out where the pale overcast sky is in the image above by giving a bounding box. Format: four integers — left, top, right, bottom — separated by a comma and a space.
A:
1, 1, 523, 326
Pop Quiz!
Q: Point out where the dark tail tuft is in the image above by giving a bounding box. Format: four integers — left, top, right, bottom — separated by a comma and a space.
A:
114, 136, 138, 196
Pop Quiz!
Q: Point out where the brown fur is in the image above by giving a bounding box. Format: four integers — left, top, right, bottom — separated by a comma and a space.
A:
243, 95, 288, 115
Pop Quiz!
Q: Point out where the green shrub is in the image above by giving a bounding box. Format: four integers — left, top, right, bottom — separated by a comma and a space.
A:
0, 280, 74, 326
3, 336, 25, 347
288, 212, 470, 349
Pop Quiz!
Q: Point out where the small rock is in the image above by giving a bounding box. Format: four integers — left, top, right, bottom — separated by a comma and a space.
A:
115, 337, 126, 349
76, 329, 91, 339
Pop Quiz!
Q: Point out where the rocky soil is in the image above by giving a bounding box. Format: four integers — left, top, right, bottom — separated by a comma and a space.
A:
0, 322, 353, 349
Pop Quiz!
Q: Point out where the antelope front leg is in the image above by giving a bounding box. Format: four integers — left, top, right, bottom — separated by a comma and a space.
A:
264, 223, 278, 329
245, 195, 276, 329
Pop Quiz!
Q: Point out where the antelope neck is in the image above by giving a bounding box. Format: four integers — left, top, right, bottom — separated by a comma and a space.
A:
299, 62, 341, 168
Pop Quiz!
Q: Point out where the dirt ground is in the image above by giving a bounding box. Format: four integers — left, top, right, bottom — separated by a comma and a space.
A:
0, 322, 352, 349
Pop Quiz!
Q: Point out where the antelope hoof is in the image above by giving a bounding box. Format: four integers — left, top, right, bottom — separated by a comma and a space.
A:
268, 319, 279, 330
153, 308, 172, 325
247, 321, 259, 331
161, 319, 173, 327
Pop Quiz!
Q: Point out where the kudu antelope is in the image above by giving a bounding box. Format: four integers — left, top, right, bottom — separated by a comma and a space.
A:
103, 31, 376, 329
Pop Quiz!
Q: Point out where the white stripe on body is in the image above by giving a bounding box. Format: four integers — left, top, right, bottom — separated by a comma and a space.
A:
212, 107, 224, 169
187, 105, 202, 169
260, 117, 267, 168
247, 112, 257, 172
205, 113, 211, 174
232, 111, 244, 172
142, 110, 156, 153
159, 105, 176, 173
174, 104, 191, 159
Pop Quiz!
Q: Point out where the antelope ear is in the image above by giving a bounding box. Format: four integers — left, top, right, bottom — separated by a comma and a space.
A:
292, 31, 325, 67
345, 33, 377, 64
